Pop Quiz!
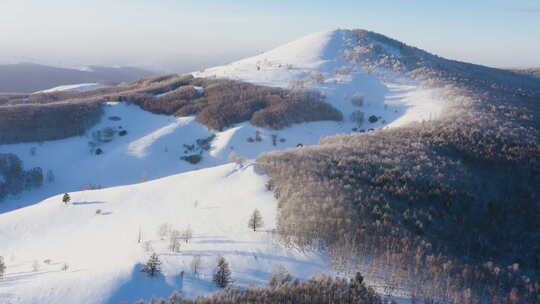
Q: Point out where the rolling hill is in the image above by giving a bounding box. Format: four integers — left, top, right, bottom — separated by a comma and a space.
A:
0, 63, 154, 93
1, 29, 539, 304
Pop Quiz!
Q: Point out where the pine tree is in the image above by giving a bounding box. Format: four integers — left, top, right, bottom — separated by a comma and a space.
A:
141, 253, 161, 277
213, 256, 232, 288
0, 256, 6, 279
248, 209, 264, 232
62, 193, 71, 205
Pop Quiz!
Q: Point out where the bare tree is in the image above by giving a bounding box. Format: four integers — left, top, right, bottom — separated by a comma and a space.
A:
181, 226, 193, 243
143, 241, 153, 253
169, 229, 181, 253
190, 255, 202, 277
269, 264, 292, 287
0, 256, 6, 279
157, 223, 172, 240
228, 151, 247, 166
248, 209, 264, 232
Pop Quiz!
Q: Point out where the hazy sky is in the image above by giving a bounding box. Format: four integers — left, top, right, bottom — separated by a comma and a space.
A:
1, 0, 539, 72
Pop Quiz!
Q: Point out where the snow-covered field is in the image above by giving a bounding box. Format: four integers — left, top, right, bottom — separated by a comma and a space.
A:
0, 163, 329, 304
0, 29, 447, 303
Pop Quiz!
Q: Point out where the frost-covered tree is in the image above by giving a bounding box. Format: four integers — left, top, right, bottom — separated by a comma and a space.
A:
0, 256, 6, 279
190, 255, 202, 277
157, 223, 171, 240
181, 226, 193, 243
213, 256, 232, 288
269, 264, 292, 287
228, 151, 247, 166
169, 229, 181, 253
62, 193, 71, 205
169, 292, 182, 304
141, 253, 161, 277
248, 209, 264, 232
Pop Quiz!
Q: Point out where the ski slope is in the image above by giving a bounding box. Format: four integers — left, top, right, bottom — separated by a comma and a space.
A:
0, 29, 448, 303
0, 163, 330, 304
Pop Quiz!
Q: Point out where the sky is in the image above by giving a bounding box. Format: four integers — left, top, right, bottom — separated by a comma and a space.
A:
0, 0, 539, 72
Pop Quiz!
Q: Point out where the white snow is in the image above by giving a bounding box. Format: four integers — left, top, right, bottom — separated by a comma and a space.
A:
0, 29, 447, 303
0, 163, 330, 304
36, 83, 106, 94
195, 29, 444, 127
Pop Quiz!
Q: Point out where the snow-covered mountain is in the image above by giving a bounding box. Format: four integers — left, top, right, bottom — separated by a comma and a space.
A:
195, 29, 445, 128
0, 29, 451, 303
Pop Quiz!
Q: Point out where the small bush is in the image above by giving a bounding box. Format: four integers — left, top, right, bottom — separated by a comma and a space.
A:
368, 115, 378, 123
181, 154, 202, 164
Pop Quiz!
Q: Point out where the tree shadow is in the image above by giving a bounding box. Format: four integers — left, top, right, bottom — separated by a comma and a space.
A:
105, 263, 181, 304
72, 201, 105, 206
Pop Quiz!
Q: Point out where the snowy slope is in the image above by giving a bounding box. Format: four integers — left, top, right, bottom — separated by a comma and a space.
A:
0, 102, 368, 213
195, 29, 445, 128
0, 29, 449, 303
36, 83, 107, 93
0, 163, 330, 304
1, 29, 447, 212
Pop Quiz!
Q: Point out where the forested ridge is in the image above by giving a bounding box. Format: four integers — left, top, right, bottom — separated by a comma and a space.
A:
257, 30, 540, 303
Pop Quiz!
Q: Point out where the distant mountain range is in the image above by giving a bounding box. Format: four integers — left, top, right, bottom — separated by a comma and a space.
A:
0, 63, 154, 93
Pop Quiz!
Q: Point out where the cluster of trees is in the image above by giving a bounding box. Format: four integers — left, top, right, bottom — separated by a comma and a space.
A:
133, 273, 382, 304
139, 211, 267, 295
141, 252, 233, 290
1, 72, 343, 145
256, 30, 540, 304
125, 77, 342, 131
0, 74, 192, 144
0, 153, 43, 201
0, 100, 104, 144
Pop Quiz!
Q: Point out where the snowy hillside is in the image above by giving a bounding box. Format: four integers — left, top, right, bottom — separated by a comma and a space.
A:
0, 163, 329, 304
37, 83, 107, 93
0, 29, 452, 303
195, 29, 445, 128
0, 30, 447, 212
